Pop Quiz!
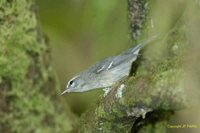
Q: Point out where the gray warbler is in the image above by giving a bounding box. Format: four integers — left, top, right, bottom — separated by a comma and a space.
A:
61, 34, 158, 94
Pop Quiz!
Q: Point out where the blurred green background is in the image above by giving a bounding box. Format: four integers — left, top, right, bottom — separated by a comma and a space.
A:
35, 0, 129, 116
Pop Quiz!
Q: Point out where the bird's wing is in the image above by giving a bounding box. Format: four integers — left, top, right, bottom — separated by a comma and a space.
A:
86, 34, 159, 75
89, 53, 137, 74
90, 57, 114, 74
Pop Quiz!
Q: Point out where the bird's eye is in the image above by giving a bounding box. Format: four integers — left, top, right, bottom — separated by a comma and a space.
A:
67, 75, 80, 88
69, 80, 75, 87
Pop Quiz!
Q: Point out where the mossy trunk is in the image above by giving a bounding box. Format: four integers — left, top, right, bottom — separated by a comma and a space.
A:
0, 0, 74, 132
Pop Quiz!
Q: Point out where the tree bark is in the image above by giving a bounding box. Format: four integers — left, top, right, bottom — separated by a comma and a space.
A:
0, 0, 74, 132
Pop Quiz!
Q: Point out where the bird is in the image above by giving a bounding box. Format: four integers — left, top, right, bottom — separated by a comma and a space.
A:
61, 34, 158, 95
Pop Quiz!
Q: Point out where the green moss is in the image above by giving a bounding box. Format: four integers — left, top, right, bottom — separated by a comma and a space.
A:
95, 105, 106, 118
0, 47, 29, 81
139, 121, 167, 133
0, 1, 73, 132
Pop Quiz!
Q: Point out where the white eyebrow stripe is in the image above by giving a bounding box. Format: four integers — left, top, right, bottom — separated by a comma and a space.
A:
107, 61, 113, 70
67, 75, 79, 88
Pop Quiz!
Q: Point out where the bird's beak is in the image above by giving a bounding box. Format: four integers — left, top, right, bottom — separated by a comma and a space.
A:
60, 89, 69, 95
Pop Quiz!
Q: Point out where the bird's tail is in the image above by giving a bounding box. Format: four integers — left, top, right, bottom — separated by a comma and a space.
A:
130, 33, 159, 53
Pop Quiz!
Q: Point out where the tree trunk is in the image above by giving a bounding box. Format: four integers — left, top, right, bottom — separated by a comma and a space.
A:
0, 0, 74, 132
